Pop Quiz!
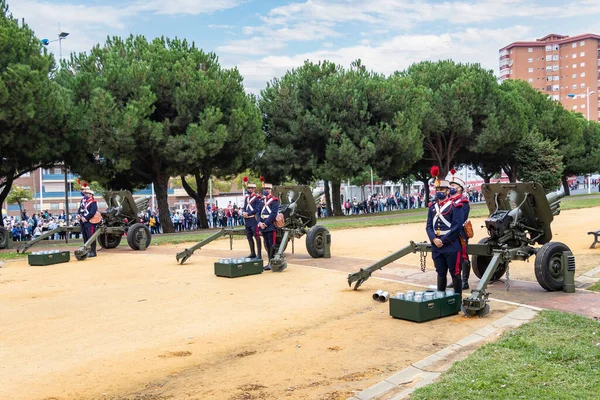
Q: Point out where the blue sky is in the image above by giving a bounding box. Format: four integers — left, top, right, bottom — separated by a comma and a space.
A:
11, 0, 600, 93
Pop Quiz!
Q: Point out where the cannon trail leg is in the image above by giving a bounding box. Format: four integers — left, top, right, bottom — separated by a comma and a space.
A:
17, 226, 81, 254
74, 227, 106, 261
270, 230, 291, 272
347, 241, 431, 290
462, 251, 505, 317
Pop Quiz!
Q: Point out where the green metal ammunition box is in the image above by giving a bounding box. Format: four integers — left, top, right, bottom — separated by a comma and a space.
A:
214, 259, 264, 278
389, 297, 440, 323
28, 251, 70, 266
439, 294, 461, 317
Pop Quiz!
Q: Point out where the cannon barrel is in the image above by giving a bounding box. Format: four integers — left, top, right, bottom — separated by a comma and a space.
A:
546, 190, 565, 216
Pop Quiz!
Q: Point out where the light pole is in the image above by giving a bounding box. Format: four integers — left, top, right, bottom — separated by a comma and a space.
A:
42, 31, 70, 231
567, 88, 596, 193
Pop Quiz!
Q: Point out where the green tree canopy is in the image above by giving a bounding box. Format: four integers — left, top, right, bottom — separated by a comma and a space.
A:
6, 185, 33, 218
260, 60, 426, 216
0, 1, 70, 226
400, 60, 498, 178
58, 35, 262, 231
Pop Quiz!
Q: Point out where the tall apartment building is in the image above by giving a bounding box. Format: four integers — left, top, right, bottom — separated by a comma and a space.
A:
499, 33, 600, 121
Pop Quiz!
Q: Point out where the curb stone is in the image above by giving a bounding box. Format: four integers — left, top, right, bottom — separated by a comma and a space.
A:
348, 306, 539, 400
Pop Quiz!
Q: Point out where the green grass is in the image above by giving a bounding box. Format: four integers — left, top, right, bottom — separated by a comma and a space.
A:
0, 251, 28, 261
411, 310, 600, 400
588, 281, 600, 292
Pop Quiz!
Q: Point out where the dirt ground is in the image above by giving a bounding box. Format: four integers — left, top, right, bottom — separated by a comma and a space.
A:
0, 207, 597, 400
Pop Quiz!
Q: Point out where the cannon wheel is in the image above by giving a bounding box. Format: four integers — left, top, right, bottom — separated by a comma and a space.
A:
98, 233, 122, 249
0, 226, 8, 249
127, 223, 151, 250
471, 237, 507, 281
306, 225, 328, 258
535, 241, 569, 291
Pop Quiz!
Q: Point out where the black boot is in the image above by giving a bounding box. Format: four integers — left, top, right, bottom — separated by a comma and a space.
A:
89, 241, 97, 257
452, 274, 462, 296
255, 237, 262, 260
437, 275, 447, 292
246, 237, 256, 259
263, 246, 272, 271
462, 259, 471, 290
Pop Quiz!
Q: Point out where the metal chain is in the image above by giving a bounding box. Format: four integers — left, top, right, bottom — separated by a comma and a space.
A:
505, 264, 510, 291
420, 250, 427, 273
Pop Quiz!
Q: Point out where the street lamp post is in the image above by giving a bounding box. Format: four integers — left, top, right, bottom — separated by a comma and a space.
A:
567, 88, 596, 193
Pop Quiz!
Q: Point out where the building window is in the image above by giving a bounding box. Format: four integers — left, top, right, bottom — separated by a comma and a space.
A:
553, 85, 559, 91
581, 72, 586, 77
53, 167, 61, 174
552, 95, 559, 100
580, 52, 585, 57
528, 58, 533, 63
573, 84, 577, 89
581, 104, 586, 109
553, 76, 559, 81
580, 40, 585, 46
546, 85, 552, 91
528, 47, 533, 52
546, 45, 552, 51
553, 44, 559, 51
22, 172, 30, 177
547, 76, 553, 81
528, 78, 534, 82
528, 67, 534, 73
581, 62, 586, 67
573, 64, 577, 68
581, 93, 586, 98
573, 53, 577, 58
572, 43, 577, 48
573, 74, 578, 78
553, 65, 559, 71
553, 55, 559, 60
581, 83, 586, 88
573, 105, 578, 109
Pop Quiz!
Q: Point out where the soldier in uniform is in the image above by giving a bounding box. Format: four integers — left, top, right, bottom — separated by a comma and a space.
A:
449, 176, 471, 289
77, 185, 100, 257
243, 183, 262, 260
258, 183, 279, 271
426, 179, 465, 294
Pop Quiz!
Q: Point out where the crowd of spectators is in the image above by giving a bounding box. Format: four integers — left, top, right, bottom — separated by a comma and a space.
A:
3, 187, 490, 241
3, 209, 81, 242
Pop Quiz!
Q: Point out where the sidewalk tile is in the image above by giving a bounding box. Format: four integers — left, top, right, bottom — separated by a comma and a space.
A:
385, 366, 421, 385
355, 380, 396, 400
507, 306, 538, 321
455, 333, 485, 347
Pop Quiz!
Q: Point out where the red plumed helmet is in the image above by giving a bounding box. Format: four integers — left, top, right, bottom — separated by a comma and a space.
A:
450, 168, 457, 175
430, 166, 440, 177
243, 176, 249, 183
259, 176, 265, 182
83, 181, 88, 187
77, 178, 81, 185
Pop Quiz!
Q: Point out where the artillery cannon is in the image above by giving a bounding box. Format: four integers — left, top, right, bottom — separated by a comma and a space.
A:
176, 185, 331, 270
348, 182, 574, 317
16, 190, 151, 260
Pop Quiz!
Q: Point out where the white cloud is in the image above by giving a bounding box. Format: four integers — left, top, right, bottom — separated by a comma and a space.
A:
208, 24, 233, 29
131, 0, 242, 16
11, 0, 245, 59
237, 25, 534, 94
219, 22, 341, 55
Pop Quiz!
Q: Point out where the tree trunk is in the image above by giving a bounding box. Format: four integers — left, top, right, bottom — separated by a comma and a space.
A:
331, 180, 343, 217
420, 177, 430, 206
502, 165, 518, 183
561, 175, 571, 196
0, 175, 15, 227
483, 175, 491, 184
323, 180, 333, 217
154, 173, 174, 233
181, 173, 211, 229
